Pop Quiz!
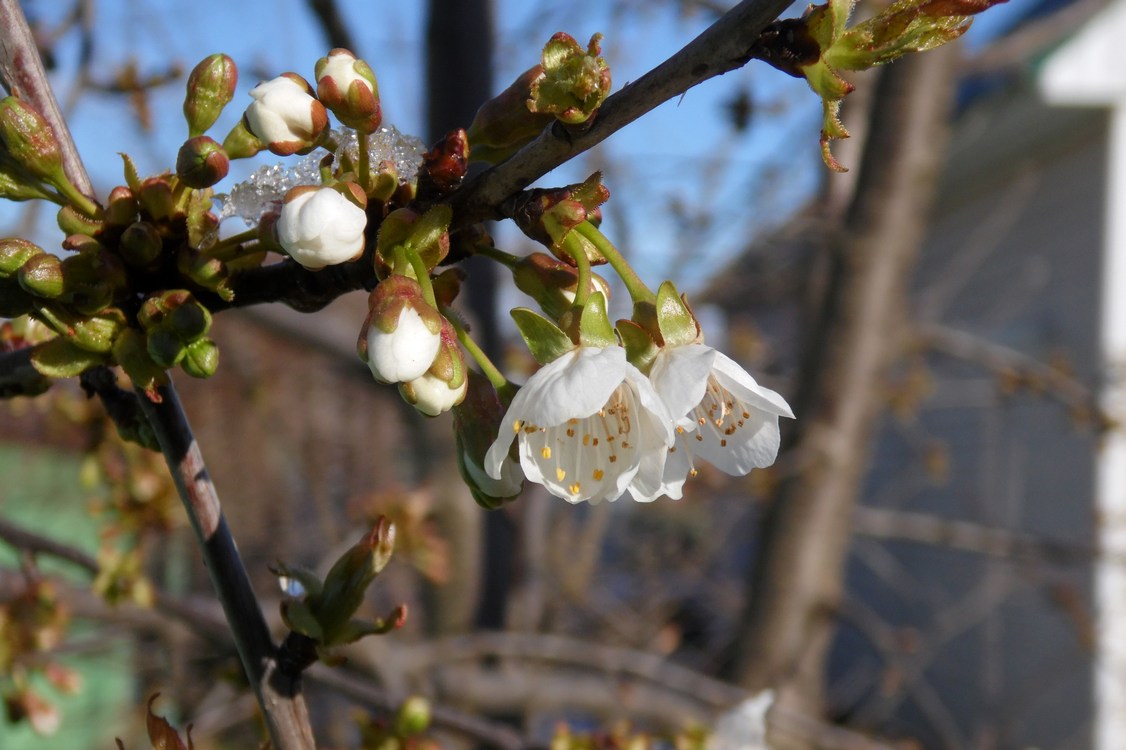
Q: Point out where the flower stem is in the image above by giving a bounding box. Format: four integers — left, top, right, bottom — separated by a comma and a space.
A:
564, 232, 593, 309
443, 307, 514, 398
357, 131, 371, 193
207, 228, 259, 259
574, 220, 654, 304
473, 242, 520, 269
53, 174, 100, 218
404, 247, 438, 309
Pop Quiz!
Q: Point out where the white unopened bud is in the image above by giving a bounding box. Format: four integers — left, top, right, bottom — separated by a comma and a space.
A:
245, 74, 328, 155
276, 185, 367, 270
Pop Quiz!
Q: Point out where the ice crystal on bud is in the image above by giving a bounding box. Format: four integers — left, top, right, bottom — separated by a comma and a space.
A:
216, 126, 425, 225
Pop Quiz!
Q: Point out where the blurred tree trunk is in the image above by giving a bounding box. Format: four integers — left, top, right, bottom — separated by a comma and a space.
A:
423, 0, 510, 634
727, 46, 961, 743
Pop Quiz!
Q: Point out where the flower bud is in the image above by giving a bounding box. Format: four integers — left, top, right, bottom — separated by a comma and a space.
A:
146, 326, 186, 368
56, 205, 103, 237
180, 337, 219, 378
243, 73, 328, 156
359, 274, 443, 384
0, 96, 63, 185
61, 249, 126, 315
513, 252, 611, 321
398, 317, 467, 416
137, 176, 175, 221
315, 48, 382, 133
104, 186, 139, 227
18, 253, 64, 298
176, 136, 230, 188
35, 304, 125, 354
454, 371, 525, 508
112, 328, 168, 399
276, 184, 367, 270
394, 696, 432, 737
184, 53, 238, 137
120, 221, 164, 267
167, 296, 212, 342
0, 238, 43, 278
317, 518, 396, 641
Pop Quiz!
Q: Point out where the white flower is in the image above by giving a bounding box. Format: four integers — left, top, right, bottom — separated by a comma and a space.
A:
276, 187, 367, 270
710, 690, 774, 750
366, 306, 442, 383
649, 344, 793, 498
485, 346, 674, 504
245, 74, 326, 153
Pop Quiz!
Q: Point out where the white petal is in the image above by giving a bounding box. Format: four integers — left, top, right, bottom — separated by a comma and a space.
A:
649, 343, 715, 424
693, 407, 780, 475
366, 307, 441, 383
711, 351, 794, 419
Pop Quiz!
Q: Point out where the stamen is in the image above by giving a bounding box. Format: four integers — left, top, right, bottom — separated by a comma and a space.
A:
570, 482, 582, 495
541, 446, 552, 459
556, 467, 566, 481
593, 469, 604, 481
512, 420, 523, 433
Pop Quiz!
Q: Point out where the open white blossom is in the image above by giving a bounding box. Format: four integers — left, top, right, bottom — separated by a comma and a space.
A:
276, 187, 367, 270
485, 346, 674, 504
649, 343, 793, 498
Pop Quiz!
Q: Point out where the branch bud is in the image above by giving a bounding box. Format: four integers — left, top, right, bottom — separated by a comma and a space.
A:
0, 96, 64, 185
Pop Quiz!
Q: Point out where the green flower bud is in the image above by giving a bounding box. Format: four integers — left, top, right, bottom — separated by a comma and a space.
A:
176, 136, 230, 189
317, 519, 396, 643
56, 205, 104, 237
394, 696, 431, 737
120, 221, 164, 268
34, 304, 125, 354
146, 326, 186, 368
112, 328, 168, 398
18, 253, 64, 298
104, 186, 139, 227
0, 96, 63, 185
513, 252, 611, 322
0, 238, 44, 278
180, 337, 219, 378
137, 176, 176, 221
184, 54, 239, 137
167, 297, 212, 342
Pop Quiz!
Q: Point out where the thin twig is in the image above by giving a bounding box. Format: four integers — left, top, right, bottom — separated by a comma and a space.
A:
135, 380, 316, 750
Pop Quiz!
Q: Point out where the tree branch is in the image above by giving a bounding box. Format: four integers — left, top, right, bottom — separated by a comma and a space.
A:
135, 379, 316, 750
447, 0, 796, 225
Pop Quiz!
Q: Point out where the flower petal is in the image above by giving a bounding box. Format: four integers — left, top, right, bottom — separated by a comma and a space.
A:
649, 343, 715, 424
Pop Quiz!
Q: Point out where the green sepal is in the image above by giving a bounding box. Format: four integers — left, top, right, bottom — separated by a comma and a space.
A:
57, 205, 104, 237
29, 336, 107, 378
33, 303, 125, 354
281, 599, 325, 641
617, 319, 659, 374
577, 291, 615, 349
325, 606, 405, 647
655, 280, 700, 348
511, 307, 575, 365
221, 118, 265, 160
120, 153, 142, 195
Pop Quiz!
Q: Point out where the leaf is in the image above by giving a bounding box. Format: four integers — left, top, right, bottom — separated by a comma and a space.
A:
145, 695, 190, 750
